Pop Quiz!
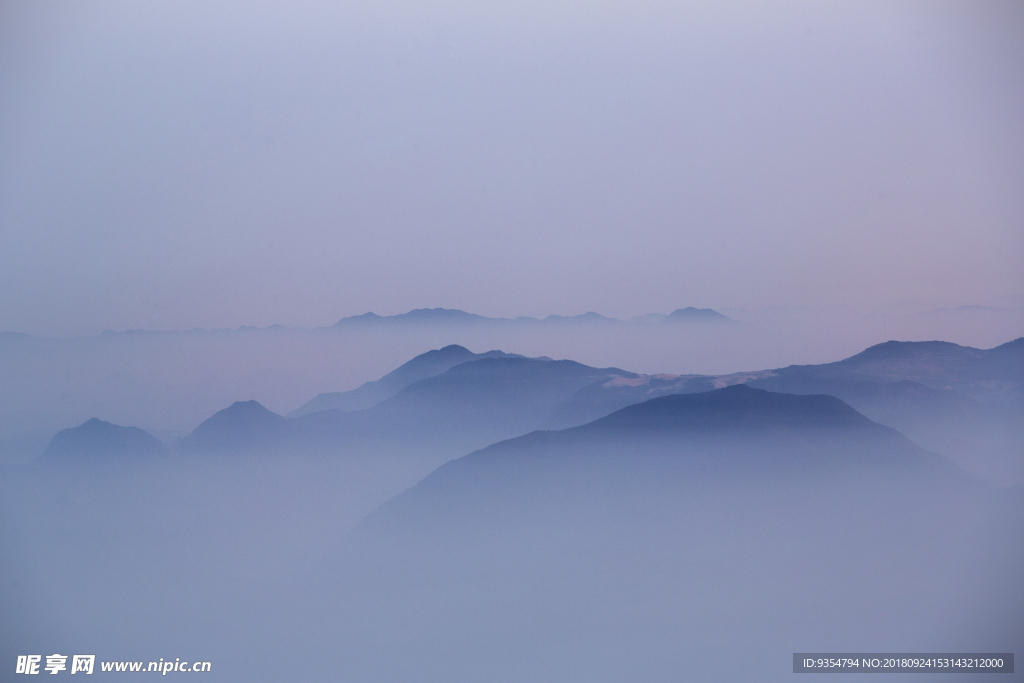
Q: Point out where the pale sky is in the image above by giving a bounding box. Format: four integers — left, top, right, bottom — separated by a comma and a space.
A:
1, 0, 1022, 336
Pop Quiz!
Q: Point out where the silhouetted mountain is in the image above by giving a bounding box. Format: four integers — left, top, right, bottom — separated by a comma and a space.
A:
556, 339, 1023, 418
991, 336, 1024, 354
288, 356, 638, 458
584, 384, 880, 433
546, 337, 1024, 483
330, 307, 733, 328
373, 356, 634, 438
333, 308, 490, 326
180, 400, 295, 453
41, 418, 165, 461
544, 374, 720, 429
173, 355, 637, 463
341, 386, 1018, 683
370, 385, 957, 529
289, 345, 523, 417
767, 338, 1024, 399
191, 356, 634, 462
389, 356, 630, 407
662, 307, 733, 323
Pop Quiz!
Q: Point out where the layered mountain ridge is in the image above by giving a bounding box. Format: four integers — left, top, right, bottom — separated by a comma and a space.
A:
331, 306, 732, 327
34, 337, 1023, 486
365, 384, 969, 535
42, 418, 165, 462
288, 344, 531, 417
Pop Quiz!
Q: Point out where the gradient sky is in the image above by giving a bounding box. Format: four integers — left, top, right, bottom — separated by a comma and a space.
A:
1, 0, 1022, 337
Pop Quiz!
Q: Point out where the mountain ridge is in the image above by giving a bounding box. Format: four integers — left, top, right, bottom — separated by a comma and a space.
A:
331, 307, 730, 327
180, 400, 295, 453
363, 384, 967, 538
663, 307, 734, 323
288, 344, 526, 417
42, 418, 165, 461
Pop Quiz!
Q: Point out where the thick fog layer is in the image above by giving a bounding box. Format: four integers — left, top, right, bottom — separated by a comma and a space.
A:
2, 0, 1022, 679
2, 387, 1021, 681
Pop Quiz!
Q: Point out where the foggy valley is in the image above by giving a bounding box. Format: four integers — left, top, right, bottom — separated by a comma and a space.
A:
2, 330, 1022, 680
2, 0, 1022, 679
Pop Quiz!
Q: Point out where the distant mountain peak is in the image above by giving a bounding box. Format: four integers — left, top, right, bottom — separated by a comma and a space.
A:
193, 400, 286, 427
363, 384, 956, 541
339, 312, 383, 323
663, 307, 732, 323
842, 340, 973, 364
334, 308, 488, 326
222, 399, 276, 414
332, 307, 742, 327
407, 307, 480, 317
991, 337, 1024, 353
287, 345, 523, 417
587, 384, 877, 434
182, 400, 294, 452
42, 418, 165, 461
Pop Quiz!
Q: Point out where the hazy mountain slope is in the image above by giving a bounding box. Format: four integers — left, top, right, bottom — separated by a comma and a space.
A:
171, 355, 636, 472
288, 345, 522, 417
40, 418, 165, 462
369, 385, 961, 531
8, 375, 1022, 682
288, 357, 637, 458
745, 339, 1024, 482
333, 308, 492, 326
548, 338, 1024, 483
331, 307, 727, 327
662, 306, 734, 323
374, 356, 636, 433
180, 400, 296, 453
546, 372, 983, 434
544, 374, 720, 428
555, 338, 1024, 421
758, 337, 1024, 401
321, 386, 1021, 683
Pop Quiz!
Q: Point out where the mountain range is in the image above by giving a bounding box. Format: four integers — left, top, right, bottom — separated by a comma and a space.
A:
184, 354, 636, 462
41, 418, 165, 462
546, 337, 1024, 483
12, 339, 1024, 682
367, 384, 967, 534
288, 344, 536, 417
37, 336, 1024, 486
331, 306, 734, 327
324, 385, 1022, 683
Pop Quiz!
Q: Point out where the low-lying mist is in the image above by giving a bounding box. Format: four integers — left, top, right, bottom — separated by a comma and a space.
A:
2, 386, 1021, 681
2, 303, 1021, 464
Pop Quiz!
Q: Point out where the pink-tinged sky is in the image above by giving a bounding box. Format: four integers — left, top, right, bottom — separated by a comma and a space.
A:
1, 0, 1022, 336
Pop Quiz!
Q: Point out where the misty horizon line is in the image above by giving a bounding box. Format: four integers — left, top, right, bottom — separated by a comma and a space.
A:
3, 301, 1023, 339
